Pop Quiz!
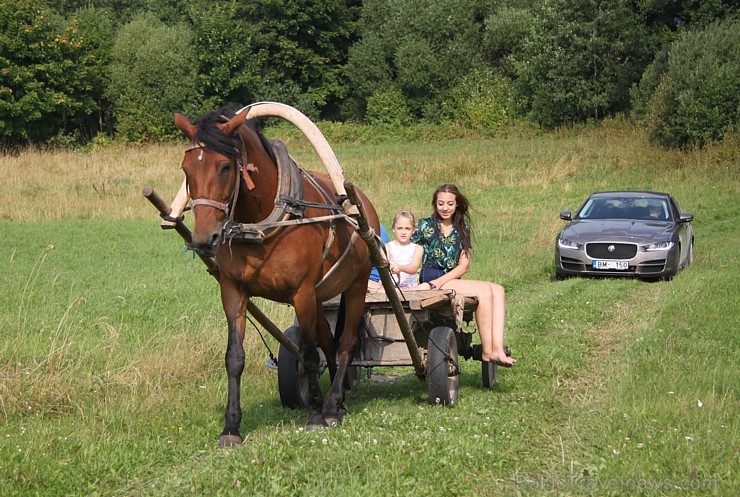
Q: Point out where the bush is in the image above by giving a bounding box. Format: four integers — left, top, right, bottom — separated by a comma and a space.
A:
107, 13, 198, 142
633, 18, 739, 148
365, 87, 412, 126
442, 69, 515, 133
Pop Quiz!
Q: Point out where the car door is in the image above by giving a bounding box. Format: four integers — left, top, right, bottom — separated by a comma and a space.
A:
669, 197, 691, 263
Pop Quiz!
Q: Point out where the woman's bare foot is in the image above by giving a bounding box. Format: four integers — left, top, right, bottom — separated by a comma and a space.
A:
483, 350, 517, 367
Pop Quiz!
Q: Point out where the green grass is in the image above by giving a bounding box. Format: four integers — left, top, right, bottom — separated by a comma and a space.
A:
1, 122, 737, 496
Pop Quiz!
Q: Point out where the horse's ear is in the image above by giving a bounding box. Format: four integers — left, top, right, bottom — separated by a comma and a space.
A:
220, 111, 249, 136
174, 112, 197, 141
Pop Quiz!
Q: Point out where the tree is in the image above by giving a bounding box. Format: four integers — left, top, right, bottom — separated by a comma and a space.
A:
107, 13, 198, 142
345, 0, 488, 122
514, 0, 654, 128
66, 6, 116, 141
0, 0, 104, 146
632, 18, 739, 147
481, 0, 537, 77
45, 0, 149, 22
185, 0, 360, 120
637, 0, 738, 30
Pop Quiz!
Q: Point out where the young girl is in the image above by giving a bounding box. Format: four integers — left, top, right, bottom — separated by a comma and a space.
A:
386, 210, 424, 288
412, 184, 516, 367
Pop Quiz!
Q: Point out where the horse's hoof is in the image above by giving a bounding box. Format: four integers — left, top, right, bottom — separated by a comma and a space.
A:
323, 416, 341, 428
322, 406, 346, 428
305, 413, 328, 431
305, 422, 328, 432
218, 434, 243, 447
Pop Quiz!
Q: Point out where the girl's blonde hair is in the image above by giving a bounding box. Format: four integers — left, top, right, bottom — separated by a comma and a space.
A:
392, 210, 415, 228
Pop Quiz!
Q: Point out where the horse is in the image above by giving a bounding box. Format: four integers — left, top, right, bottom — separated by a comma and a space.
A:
173, 108, 380, 446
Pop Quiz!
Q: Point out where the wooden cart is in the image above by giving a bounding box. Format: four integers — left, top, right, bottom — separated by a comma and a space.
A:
277, 288, 501, 408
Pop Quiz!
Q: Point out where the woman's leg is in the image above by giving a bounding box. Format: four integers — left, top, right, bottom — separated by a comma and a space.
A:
441, 279, 516, 366
484, 282, 514, 366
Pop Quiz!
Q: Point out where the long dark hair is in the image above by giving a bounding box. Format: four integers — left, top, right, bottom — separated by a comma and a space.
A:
431, 184, 472, 253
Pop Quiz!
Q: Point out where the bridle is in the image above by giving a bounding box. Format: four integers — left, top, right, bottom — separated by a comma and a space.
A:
185, 141, 246, 224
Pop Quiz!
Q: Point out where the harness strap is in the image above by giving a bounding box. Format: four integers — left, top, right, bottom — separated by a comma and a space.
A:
278, 194, 342, 211
315, 230, 360, 291
321, 223, 336, 263
222, 140, 303, 243
223, 213, 351, 242
192, 197, 230, 213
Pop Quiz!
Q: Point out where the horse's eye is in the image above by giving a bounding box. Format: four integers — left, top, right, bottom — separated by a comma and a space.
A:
219, 163, 232, 175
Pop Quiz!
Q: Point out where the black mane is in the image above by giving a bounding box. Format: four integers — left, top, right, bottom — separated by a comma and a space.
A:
194, 107, 275, 163
195, 108, 240, 159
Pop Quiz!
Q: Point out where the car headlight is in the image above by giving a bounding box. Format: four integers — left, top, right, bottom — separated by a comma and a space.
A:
644, 241, 674, 251
558, 238, 582, 249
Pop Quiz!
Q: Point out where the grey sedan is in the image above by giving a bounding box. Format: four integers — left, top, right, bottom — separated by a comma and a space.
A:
555, 191, 694, 280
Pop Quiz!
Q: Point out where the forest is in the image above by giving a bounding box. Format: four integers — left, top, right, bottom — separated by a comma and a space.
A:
1, 0, 737, 148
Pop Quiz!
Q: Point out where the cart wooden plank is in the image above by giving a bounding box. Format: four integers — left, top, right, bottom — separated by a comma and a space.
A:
323, 289, 477, 313
321, 289, 478, 367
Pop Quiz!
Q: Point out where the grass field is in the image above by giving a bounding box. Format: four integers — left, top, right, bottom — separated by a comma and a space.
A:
1, 120, 738, 496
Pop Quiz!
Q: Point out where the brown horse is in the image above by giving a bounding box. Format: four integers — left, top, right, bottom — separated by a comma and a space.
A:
174, 108, 379, 446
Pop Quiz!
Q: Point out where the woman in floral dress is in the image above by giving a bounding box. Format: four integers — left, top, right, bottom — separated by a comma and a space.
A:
413, 184, 516, 367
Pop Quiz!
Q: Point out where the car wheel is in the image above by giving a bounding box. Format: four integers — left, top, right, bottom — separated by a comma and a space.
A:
278, 326, 310, 409
482, 360, 497, 389
427, 326, 459, 406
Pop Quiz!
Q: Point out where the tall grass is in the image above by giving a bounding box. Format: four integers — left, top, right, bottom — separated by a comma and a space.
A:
0, 121, 737, 496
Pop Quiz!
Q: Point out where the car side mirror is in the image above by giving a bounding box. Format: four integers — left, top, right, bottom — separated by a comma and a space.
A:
560, 211, 572, 221
679, 213, 693, 223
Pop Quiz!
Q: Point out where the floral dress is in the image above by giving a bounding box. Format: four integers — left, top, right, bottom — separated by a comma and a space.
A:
411, 216, 466, 273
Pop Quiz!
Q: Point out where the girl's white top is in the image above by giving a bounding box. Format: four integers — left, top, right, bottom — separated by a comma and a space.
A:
387, 241, 419, 288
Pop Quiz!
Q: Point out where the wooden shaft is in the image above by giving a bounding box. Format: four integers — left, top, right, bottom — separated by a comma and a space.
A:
142, 186, 301, 360
344, 181, 426, 378
161, 178, 189, 228
245, 301, 301, 360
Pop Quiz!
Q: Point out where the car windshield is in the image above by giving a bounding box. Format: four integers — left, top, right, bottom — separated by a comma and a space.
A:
576, 197, 671, 221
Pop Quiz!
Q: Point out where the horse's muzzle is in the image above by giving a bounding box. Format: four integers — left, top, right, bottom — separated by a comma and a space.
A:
191, 231, 222, 257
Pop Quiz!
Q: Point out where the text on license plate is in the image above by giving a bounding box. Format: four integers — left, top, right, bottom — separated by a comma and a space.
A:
593, 260, 629, 270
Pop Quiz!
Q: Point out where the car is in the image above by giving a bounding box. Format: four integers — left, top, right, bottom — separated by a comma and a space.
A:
555, 191, 694, 280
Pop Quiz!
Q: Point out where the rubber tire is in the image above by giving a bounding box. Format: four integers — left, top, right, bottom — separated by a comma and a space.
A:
277, 326, 309, 409
427, 326, 459, 406
481, 361, 498, 389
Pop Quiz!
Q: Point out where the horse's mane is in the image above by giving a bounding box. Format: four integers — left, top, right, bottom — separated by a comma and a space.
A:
195, 107, 275, 163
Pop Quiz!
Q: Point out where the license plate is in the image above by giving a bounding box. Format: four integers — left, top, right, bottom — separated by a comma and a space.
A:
593, 260, 629, 270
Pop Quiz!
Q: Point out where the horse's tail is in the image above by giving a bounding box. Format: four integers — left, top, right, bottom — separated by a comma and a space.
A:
334, 293, 370, 350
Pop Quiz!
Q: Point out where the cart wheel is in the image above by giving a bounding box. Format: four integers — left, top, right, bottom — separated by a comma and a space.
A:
481, 361, 498, 389
343, 365, 361, 391
427, 326, 459, 406
277, 326, 309, 409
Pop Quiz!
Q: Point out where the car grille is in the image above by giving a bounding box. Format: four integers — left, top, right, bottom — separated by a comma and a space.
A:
586, 243, 637, 259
